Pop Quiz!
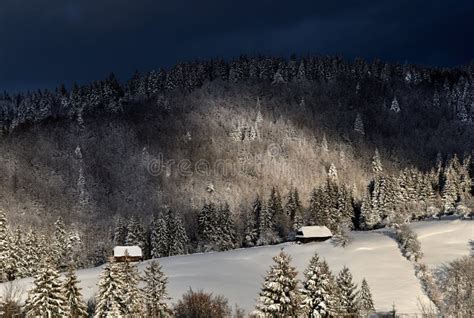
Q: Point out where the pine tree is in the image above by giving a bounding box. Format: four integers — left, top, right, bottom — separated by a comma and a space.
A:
53, 216, 70, 270
94, 261, 127, 317
336, 266, 358, 315
255, 250, 300, 317
321, 134, 329, 153
126, 216, 145, 250
300, 254, 334, 317
63, 264, 88, 317
267, 187, 288, 240
0, 210, 9, 282
285, 188, 303, 232
390, 96, 400, 113
243, 196, 261, 247
357, 278, 375, 316
150, 212, 168, 258
354, 113, 365, 135
24, 259, 68, 317
113, 216, 127, 246
167, 211, 188, 256
120, 259, 143, 316
143, 261, 171, 317
216, 203, 236, 251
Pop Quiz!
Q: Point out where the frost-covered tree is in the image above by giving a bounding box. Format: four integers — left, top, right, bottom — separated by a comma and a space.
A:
354, 113, 365, 135
321, 134, 329, 153
113, 216, 127, 246
53, 216, 70, 271
24, 259, 68, 317
267, 187, 288, 240
94, 261, 127, 317
120, 259, 143, 316
285, 188, 303, 232
143, 261, 171, 317
150, 212, 168, 258
167, 211, 188, 256
335, 266, 358, 314
328, 163, 338, 183
390, 96, 401, 113
0, 210, 10, 282
126, 216, 145, 250
357, 278, 375, 316
63, 265, 88, 317
255, 250, 300, 317
243, 196, 262, 247
300, 254, 335, 317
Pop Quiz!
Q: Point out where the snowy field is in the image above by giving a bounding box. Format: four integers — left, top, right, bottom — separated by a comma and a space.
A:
2, 219, 472, 314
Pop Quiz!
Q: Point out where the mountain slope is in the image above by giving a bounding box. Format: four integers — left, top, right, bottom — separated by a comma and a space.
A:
3, 219, 471, 314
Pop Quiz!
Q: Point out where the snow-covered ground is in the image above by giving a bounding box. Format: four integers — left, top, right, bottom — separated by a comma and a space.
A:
2, 219, 472, 314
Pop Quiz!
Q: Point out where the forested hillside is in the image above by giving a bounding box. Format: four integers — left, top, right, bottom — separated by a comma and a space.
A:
0, 55, 472, 268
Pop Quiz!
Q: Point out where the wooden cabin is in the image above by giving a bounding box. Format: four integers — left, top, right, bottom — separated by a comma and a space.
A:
295, 226, 332, 243
113, 246, 143, 262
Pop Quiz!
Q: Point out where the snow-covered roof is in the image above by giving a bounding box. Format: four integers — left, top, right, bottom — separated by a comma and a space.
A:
295, 226, 332, 238
113, 246, 142, 257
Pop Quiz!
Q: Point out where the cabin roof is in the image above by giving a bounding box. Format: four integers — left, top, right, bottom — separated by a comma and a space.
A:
113, 246, 142, 257
295, 226, 332, 238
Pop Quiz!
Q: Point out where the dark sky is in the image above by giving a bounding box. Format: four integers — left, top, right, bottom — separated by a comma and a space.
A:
1, 0, 473, 92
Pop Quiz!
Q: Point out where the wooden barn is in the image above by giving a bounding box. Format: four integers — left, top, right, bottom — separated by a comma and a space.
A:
295, 226, 332, 243
113, 246, 143, 262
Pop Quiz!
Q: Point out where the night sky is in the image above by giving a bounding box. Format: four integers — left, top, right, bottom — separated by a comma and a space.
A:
1, 0, 473, 92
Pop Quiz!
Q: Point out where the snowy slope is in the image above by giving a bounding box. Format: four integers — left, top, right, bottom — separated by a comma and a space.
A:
2, 220, 472, 314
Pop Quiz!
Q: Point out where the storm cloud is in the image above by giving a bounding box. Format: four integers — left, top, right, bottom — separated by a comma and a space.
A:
0, 0, 473, 91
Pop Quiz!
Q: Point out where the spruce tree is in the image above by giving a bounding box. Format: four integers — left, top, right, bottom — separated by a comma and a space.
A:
357, 278, 375, 316
300, 254, 335, 318
0, 210, 10, 282
150, 212, 168, 258
243, 196, 261, 247
24, 258, 68, 317
113, 216, 127, 246
216, 203, 236, 251
167, 212, 188, 256
268, 187, 289, 240
63, 264, 88, 317
53, 216, 70, 270
354, 113, 365, 135
126, 216, 145, 250
255, 250, 300, 317
120, 259, 143, 316
390, 96, 401, 113
143, 261, 171, 317
336, 266, 359, 315
94, 261, 127, 317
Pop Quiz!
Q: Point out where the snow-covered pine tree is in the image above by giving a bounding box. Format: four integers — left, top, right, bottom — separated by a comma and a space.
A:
296, 61, 308, 83
255, 250, 300, 317
113, 216, 127, 246
357, 278, 375, 316
0, 210, 9, 282
321, 134, 329, 153
167, 211, 188, 256
354, 113, 365, 135
243, 196, 262, 247
150, 212, 168, 258
328, 163, 338, 183
267, 187, 289, 240
216, 203, 236, 251
285, 188, 303, 232
63, 264, 88, 317
300, 254, 335, 317
143, 261, 171, 317
24, 258, 68, 317
94, 261, 127, 317
119, 258, 143, 316
390, 96, 401, 113
198, 203, 217, 250
335, 266, 359, 315
53, 216, 70, 271
126, 216, 145, 250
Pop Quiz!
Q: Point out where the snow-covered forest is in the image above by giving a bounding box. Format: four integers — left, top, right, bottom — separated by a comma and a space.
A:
0, 54, 473, 316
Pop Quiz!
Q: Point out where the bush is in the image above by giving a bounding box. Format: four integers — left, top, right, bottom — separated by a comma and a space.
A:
396, 224, 423, 262
174, 288, 232, 318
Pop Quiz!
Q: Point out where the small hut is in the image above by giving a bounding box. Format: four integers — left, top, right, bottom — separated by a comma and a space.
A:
113, 246, 143, 262
295, 226, 332, 243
